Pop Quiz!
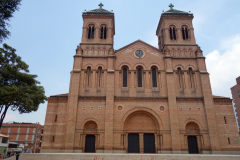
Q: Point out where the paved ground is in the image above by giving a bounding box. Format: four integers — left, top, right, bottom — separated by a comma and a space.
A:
4, 153, 240, 160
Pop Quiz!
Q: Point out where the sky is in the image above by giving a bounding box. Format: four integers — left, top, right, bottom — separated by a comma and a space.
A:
2, 0, 240, 125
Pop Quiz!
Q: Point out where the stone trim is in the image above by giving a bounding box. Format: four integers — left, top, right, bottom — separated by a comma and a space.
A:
166, 70, 174, 74
73, 69, 81, 73
199, 70, 208, 74
107, 70, 115, 73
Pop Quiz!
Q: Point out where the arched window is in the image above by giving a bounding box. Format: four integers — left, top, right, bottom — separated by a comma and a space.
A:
100, 25, 107, 39
123, 67, 128, 87
152, 68, 157, 87
97, 67, 102, 87
169, 25, 176, 40
188, 68, 194, 88
88, 25, 95, 39
87, 67, 91, 87
137, 67, 142, 87
182, 25, 189, 40
177, 67, 183, 88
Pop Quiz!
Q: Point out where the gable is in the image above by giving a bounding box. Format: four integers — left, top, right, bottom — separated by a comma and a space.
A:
115, 40, 164, 70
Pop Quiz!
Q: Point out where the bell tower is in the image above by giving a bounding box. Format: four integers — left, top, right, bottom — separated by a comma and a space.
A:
156, 4, 221, 154
80, 2, 115, 46
64, 3, 116, 152
156, 3, 196, 51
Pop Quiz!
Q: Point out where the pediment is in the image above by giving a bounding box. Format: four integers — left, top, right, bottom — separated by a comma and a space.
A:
115, 40, 163, 58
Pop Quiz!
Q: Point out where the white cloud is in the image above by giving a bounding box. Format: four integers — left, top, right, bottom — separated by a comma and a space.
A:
206, 34, 240, 97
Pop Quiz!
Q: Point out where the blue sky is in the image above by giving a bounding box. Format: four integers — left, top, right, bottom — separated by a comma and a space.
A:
2, 0, 240, 124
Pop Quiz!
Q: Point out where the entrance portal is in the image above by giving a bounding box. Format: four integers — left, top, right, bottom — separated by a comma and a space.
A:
187, 136, 199, 154
85, 135, 95, 153
128, 133, 139, 153
144, 133, 155, 153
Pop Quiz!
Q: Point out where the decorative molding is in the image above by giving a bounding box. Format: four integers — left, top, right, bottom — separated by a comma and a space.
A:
196, 56, 206, 59
176, 97, 203, 103
199, 70, 208, 74
166, 70, 173, 74
213, 98, 232, 105
107, 70, 115, 73
48, 97, 68, 103
78, 96, 106, 101
82, 56, 108, 58
114, 97, 168, 102
73, 69, 81, 73
74, 55, 82, 57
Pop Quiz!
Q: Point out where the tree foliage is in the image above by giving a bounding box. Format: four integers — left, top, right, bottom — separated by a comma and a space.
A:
0, 43, 47, 128
0, 0, 22, 43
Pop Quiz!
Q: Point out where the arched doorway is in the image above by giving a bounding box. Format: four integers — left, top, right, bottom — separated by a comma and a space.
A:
83, 121, 97, 153
123, 110, 160, 153
186, 122, 200, 154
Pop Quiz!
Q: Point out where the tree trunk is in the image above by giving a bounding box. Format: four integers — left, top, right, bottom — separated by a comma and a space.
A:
0, 105, 9, 129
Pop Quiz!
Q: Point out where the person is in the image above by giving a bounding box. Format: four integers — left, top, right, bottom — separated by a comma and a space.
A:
16, 153, 20, 160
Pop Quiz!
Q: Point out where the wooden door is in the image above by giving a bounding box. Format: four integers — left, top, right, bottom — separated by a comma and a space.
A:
188, 136, 199, 154
85, 135, 95, 153
144, 133, 155, 153
128, 133, 139, 153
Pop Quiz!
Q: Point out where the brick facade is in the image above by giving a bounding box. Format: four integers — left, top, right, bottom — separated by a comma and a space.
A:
41, 5, 240, 154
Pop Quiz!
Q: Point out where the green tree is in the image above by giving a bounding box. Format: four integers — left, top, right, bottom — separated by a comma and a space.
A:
0, 0, 22, 43
0, 43, 47, 128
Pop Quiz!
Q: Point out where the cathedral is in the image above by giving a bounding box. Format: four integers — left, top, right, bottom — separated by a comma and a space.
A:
41, 4, 240, 154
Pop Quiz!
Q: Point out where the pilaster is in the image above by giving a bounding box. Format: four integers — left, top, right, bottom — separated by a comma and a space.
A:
164, 48, 181, 153
104, 55, 115, 152
64, 48, 83, 151
197, 52, 220, 152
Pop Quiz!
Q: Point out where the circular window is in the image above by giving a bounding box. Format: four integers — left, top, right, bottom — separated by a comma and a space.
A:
118, 106, 123, 111
134, 50, 144, 58
159, 106, 165, 112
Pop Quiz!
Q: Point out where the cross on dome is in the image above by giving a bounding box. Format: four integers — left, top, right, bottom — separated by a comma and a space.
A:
98, 2, 104, 9
169, 3, 174, 9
